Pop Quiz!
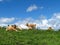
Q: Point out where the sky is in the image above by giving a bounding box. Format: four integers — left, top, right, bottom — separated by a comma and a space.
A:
0, 0, 60, 30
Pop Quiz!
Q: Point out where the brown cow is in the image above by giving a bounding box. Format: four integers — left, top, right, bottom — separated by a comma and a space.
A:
48, 27, 53, 30
26, 23, 36, 30
6, 25, 17, 31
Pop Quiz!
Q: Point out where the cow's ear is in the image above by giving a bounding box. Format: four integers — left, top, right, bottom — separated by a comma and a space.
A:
8, 25, 9, 26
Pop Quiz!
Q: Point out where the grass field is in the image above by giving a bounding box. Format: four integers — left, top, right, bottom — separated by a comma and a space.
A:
0, 28, 60, 45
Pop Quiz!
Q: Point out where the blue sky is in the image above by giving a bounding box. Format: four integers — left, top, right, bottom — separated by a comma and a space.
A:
0, 0, 60, 18
0, 0, 60, 29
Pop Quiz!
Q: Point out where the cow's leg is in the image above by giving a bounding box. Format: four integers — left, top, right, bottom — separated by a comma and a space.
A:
15, 29, 18, 31
6, 28, 8, 31
18, 28, 22, 30
28, 27, 32, 30
13, 29, 18, 31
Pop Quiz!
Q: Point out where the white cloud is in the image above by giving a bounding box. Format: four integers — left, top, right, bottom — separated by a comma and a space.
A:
26, 4, 44, 12
0, 17, 15, 26
26, 4, 38, 12
0, 13, 60, 30
0, 17, 15, 23
0, 24, 7, 27
14, 13, 60, 30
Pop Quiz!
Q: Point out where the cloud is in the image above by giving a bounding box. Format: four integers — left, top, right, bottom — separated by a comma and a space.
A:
48, 13, 60, 29
26, 4, 44, 12
14, 13, 60, 30
0, 24, 7, 27
0, 17, 15, 26
0, 17, 15, 23
0, 13, 60, 30
26, 4, 38, 12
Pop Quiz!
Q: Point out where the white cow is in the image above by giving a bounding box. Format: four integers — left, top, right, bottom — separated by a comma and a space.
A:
19, 24, 29, 30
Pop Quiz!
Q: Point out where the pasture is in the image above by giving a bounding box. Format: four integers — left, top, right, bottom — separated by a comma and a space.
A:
0, 28, 60, 45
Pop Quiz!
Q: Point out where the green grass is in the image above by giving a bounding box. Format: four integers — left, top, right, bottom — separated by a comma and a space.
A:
0, 28, 60, 45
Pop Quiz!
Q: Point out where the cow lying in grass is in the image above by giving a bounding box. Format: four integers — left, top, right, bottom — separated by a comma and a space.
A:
6, 25, 17, 31
16, 26, 22, 30
6, 25, 22, 31
26, 23, 36, 30
48, 27, 53, 30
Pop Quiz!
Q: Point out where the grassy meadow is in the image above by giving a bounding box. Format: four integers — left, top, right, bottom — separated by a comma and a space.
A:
0, 28, 60, 45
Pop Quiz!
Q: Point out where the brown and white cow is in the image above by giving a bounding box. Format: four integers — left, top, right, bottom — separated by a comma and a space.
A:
26, 23, 36, 30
